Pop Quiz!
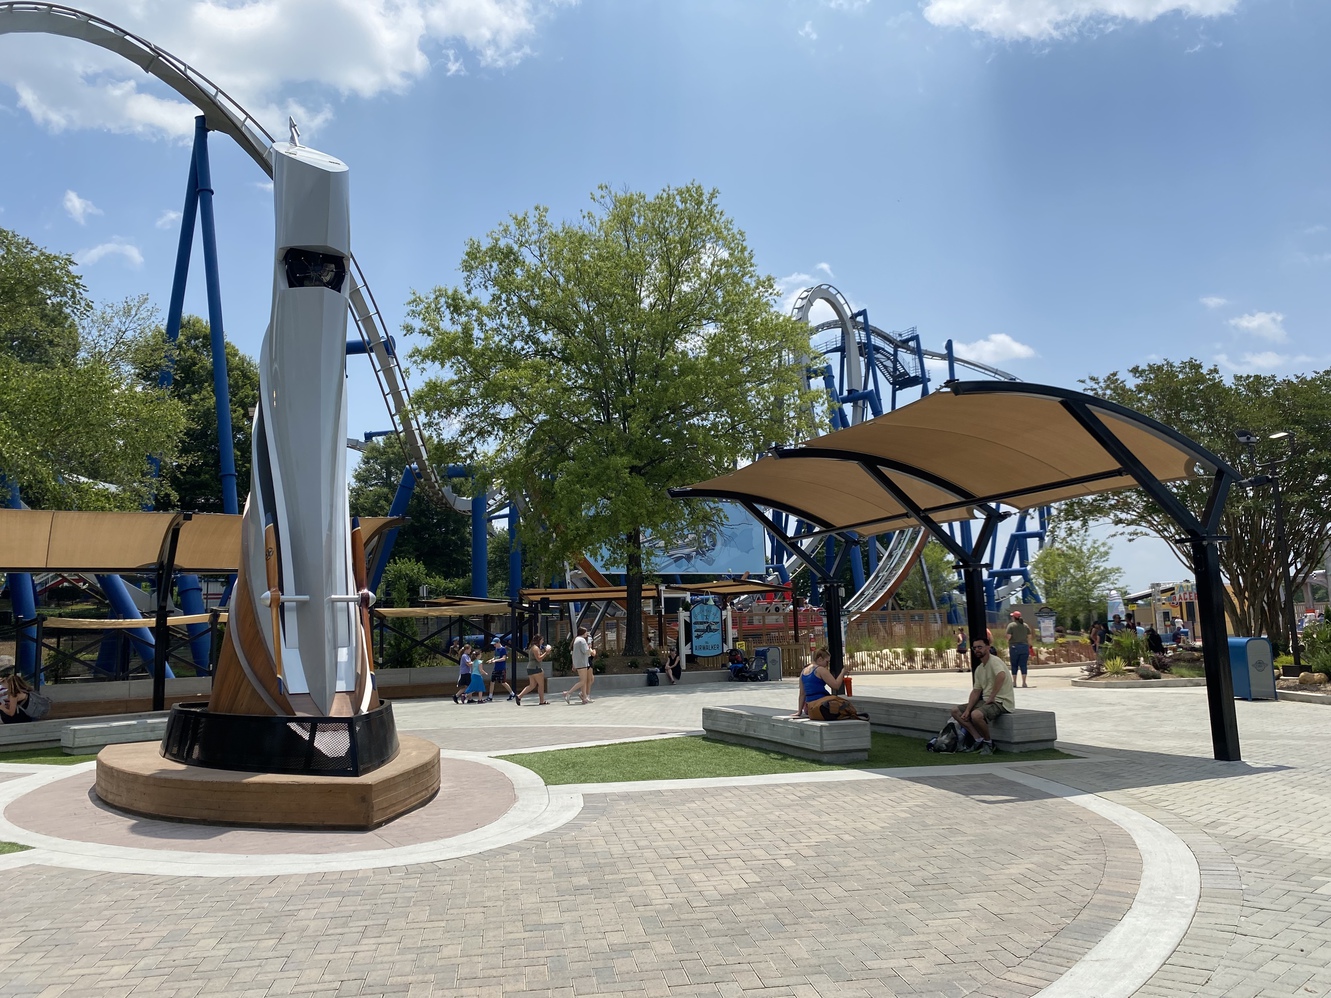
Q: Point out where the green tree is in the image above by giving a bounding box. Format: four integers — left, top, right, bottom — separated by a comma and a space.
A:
1061, 360, 1331, 650
0, 227, 86, 366
132, 315, 260, 512
348, 435, 471, 584
408, 183, 822, 654
894, 538, 956, 610
1028, 521, 1125, 630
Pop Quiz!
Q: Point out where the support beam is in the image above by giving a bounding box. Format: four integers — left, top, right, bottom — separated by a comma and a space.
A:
152, 513, 191, 712
1192, 537, 1241, 761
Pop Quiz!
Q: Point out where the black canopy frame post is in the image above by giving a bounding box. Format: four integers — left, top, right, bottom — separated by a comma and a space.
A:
788, 448, 1005, 673
153, 512, 192, 712
1058, 400, 1242, 761
737, 500, 855, 673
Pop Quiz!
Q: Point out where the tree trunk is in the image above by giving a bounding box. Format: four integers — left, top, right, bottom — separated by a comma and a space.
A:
625, 528, 646, 656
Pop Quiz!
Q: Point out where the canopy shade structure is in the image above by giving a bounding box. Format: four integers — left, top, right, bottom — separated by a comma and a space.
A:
672, 383, 1235, 537
0, 510, 402, 573
670, 381, 1244, 762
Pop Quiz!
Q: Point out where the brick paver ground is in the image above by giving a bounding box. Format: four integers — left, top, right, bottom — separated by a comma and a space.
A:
0, 669, 1328, 996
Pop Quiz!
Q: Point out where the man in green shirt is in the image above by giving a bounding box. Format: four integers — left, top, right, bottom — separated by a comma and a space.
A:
950, 637, 1014, 755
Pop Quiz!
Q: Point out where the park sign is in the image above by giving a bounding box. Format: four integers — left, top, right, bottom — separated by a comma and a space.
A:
1035, 605, 1058, 643
690, 601, 723, 657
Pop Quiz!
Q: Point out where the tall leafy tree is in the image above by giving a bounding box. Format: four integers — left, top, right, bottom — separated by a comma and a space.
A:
1028, 521, 1125, 629
408, 183, 822, 654
0, 227, 86, 367
893, 539, 957, 611
0, 274, 186, 510
1061, 359, 1331, 649
132, 315, 260, 512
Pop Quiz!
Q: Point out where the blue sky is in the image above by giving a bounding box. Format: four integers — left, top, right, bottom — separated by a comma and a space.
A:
2, 0, 1328, 591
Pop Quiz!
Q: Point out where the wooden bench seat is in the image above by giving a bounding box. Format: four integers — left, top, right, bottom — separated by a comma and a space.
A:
852, 695, 1057, 752
702, 705, 870, 763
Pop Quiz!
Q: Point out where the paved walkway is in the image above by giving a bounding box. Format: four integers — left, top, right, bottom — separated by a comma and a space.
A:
0, 669, 1327, 997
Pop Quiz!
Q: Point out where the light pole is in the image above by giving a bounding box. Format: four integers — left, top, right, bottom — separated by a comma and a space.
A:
1235, 429, 1301, 676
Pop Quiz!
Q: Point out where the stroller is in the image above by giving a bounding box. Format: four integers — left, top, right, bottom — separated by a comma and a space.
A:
727, 649, 767, 682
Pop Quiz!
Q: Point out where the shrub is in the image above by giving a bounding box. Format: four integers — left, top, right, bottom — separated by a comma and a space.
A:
1103, 656, 1126, 676
1136, 664, 1161, 680
551, 637, 573, 675
1301, 621, 1331, 677
1082, 658, 1106, 678
1151, 652, 1172, 673
627, 658, 640, 670
1107, 632, 1146, 667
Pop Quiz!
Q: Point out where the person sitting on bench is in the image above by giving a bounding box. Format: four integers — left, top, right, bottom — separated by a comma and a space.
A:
794, 648, 862, 720
950, 638, 1013, 754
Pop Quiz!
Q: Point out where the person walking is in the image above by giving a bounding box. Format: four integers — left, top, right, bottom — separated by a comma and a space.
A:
488, 638, 515, 701
517, 635, 551, 705
452, 644, 474, 703
564, 626, 594, 704
1005, 610, 1034, 688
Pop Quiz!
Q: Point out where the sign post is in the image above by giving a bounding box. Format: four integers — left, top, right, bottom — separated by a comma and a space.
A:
690, 601, 723, 659
1035, 605, 1057, 644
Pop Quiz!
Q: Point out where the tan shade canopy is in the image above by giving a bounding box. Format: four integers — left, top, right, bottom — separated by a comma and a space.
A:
672, 382, 1234, 537
0, 510, 403, 573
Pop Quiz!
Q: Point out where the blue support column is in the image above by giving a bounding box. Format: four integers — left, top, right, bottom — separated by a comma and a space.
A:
507, 504, 521, 603
192, 117, 239, 516
471, 490, 488, 597
4, 482, 37, 680
94, 573, 165, 672
175, 574, 210, 671
369, 465, 419, 593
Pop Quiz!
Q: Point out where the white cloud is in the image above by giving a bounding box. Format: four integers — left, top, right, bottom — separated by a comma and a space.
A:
823, 0, 871, 9
1199, 296, 1227, 309
0, 1, 570, 141
951, 332, 1037, 364
1304, 224, 1327, 236
799, 21, 819, 40
1227, 310, 1287, 343
63, 189, 102, 224
155, 209, 182, 230
76, 238, 144, 268
921, 0, 1239, 41
815, 262, 835, 278
1215, 351, 1315, 373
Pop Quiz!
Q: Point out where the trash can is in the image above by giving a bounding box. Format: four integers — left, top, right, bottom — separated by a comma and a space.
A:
1228, 637, 1277, 701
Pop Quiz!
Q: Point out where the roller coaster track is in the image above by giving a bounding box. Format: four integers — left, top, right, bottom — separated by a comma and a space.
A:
786, 284, 1023, 616
0, 3, 466, 513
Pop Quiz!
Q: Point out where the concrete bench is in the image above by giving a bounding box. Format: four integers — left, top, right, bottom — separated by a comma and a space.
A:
852, 695, 1057, 752
62, 717, 169, 755
702, 705, 870, 763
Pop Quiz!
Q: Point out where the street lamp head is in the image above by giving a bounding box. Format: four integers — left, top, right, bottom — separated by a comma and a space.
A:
1268, 431, 1290, 441
1234, 429, 1259, 447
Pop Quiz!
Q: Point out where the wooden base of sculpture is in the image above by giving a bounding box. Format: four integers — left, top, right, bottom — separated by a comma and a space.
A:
94, 735, 441, 830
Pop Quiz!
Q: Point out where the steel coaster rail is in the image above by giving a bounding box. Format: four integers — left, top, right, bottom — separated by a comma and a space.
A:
0, 2, 460, 513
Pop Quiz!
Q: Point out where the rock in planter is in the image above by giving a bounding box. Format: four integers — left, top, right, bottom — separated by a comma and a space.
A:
1297, 672, 1328, 685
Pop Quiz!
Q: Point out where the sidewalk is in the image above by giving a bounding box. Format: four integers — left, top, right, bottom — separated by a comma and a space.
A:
0, 672, 1325, 996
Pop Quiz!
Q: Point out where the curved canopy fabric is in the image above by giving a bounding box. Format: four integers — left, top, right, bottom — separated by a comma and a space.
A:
672, 382, 1237, 536
0, 510, 402, 573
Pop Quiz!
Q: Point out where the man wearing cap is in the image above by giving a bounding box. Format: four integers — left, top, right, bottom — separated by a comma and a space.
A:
1005, 610, 1034, 689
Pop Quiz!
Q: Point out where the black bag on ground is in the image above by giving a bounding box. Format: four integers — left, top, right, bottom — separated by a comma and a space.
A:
646, 668, 660, 687
926, 718, 964, 753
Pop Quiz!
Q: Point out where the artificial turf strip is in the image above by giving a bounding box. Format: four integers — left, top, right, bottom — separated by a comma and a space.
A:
500, 732, 1074, 786
0, 748, 97, 766
0, 842, 32, 854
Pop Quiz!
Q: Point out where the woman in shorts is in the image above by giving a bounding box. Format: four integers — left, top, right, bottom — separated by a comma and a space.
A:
516, 636, 550, 705
452, 644, 474, 703
794, 647, 862, 720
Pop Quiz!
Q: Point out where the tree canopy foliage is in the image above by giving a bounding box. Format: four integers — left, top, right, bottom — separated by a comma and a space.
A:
0, 227, 86, 367
0, 229, 186, 510
1060, 359, 1331, 648
408, 184, 822, 653
893, 538, 956, 611
348, 435, 471, 585
1028, 521, 1125, 629
131, 314, 260, 512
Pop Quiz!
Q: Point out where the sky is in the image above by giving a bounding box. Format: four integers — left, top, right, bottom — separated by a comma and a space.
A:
2, 0, 1329, 593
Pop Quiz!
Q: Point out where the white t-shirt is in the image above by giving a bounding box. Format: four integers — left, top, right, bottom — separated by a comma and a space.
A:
572, 635, 591, 670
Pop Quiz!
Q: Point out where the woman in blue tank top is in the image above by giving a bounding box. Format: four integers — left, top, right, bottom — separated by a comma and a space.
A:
794, 647, 858, 720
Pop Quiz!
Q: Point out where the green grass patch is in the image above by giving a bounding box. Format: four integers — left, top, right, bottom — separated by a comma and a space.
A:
0, 842, 32, 854
501, 732, 1074, 785
0, 747, 96, 766
1168, 665, 1205, 679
